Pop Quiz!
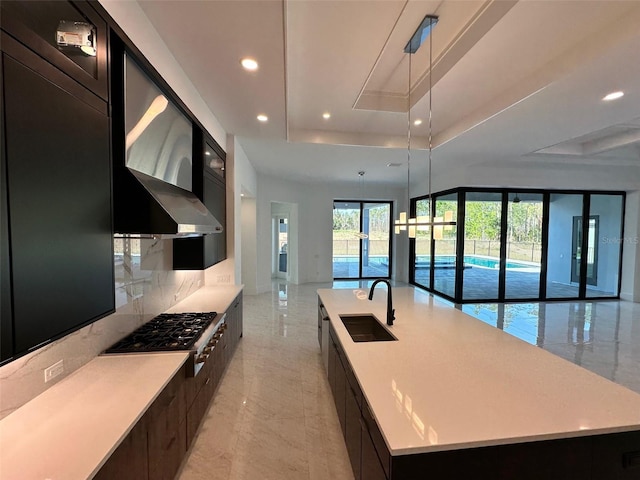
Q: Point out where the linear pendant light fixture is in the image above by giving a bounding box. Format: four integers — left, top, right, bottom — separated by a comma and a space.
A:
394, 14, 456, 238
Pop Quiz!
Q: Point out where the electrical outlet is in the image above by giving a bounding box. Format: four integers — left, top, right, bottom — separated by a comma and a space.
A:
44, 360, 64, 383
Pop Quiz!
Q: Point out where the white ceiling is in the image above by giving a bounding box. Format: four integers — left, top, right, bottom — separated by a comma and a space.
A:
138, 0, 640, 187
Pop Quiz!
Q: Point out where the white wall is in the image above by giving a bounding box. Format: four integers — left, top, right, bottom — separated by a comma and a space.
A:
253, 174, 406, 293
621, 191, 640, 301
241, 197, 258, 294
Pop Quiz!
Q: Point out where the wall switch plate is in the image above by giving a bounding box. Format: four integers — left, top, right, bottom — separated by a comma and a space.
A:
44, 359, 64, 383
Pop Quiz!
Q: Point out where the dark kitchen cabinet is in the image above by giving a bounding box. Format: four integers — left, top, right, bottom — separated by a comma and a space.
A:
173, 134, 226, 270
0, 34, 113, 361
186, 338, 220, 447
225, 291, 243, 355
0, 0, 108, 100
0, 61, 12, 363
93, 420, 148, 480
330, 327, 347, 437
95, 368, 187, 480
345, 378, 362, 479
147, 369, 187, 480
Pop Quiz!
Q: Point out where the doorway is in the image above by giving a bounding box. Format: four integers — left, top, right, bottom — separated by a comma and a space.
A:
332, 201, 391, 279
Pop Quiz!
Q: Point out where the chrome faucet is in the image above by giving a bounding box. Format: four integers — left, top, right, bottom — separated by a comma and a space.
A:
368, 279, 395, 326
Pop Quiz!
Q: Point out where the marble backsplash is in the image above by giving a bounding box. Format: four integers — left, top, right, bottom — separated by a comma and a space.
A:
0, 237, 204, 420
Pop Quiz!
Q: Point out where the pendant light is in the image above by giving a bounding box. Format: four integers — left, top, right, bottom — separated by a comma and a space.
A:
394, 14, 455, 238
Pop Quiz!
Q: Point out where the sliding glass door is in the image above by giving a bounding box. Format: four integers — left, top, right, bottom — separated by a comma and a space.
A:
410, 188, 624, 303
333, 201, 391, 279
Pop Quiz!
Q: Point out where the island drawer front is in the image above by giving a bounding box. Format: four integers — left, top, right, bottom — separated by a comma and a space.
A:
362, 398, 390, 479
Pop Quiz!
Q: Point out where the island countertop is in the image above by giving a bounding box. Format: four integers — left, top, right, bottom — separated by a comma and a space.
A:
318, 287, 640, 456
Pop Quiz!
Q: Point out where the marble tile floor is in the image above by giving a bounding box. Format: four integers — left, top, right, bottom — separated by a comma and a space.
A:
177, 281, 354, 480
178, 281, 640, 480
461, 300, 640, 394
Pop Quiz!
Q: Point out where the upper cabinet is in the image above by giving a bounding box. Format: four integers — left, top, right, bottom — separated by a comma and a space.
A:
0, 1, 114, 363
0, 0, 108, 100
173, 132, 227, 270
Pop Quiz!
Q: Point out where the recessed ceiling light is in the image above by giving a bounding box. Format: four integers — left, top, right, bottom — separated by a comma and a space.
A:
205, 151, 211, 156
323, 112, 331, 119
603, 91, 624, 101
240, 58, 258, 71
257, 114, 268, 122
413, 119, 422, 126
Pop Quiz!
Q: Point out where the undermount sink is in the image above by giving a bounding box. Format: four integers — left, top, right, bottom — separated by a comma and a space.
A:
339, 314, 397, 342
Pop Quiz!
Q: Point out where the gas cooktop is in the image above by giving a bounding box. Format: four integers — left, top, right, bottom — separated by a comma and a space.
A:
105, 312, 218, 353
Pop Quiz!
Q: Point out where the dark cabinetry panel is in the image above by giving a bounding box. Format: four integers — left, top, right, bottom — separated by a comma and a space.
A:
0, 0, 108, 100
93, 420, 148, 480
2, 47, 113, 357
186, 292, 243, 447
173, 135, 226, 270
0, 60, 12, 362
147, 370, 187, 480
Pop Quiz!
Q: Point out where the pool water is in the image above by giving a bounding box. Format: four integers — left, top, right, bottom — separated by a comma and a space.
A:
418, 255, 539, 270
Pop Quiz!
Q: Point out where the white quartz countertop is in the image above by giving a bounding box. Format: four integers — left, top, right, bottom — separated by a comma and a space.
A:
318, 287, 640, 455
167, 285, 243, 315
0, 352, 188, 480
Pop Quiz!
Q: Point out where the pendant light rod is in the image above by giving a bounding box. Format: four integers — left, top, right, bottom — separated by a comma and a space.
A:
394, 14, 454, 237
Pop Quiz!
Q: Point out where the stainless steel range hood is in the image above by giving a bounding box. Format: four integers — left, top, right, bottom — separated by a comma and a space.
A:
113, 167, 223, 238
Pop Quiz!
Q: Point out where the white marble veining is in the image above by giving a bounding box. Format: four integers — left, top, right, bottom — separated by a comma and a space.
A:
0, 352, 188, 480
0, 237, 203, 420
318, 287, 640, 455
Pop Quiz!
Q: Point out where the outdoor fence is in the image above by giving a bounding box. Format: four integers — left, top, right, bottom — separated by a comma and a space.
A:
332, 238, 541, 263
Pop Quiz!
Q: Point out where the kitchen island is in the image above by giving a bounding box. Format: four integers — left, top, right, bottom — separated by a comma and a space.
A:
318, 287, 640, 479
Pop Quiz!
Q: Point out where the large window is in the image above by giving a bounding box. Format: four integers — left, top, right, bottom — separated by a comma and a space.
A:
433, 193, 458, 299
505, 193, 543, 299
462, 192, 502, 300
333, 201, 391, 279
547, 193, 584, 298
413, 198, 431, 289
586, 195, 623, 298
410, 188, 624, 303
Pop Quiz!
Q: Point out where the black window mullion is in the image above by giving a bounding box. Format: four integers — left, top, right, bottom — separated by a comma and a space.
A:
455, 191, 465, 303
539, 192, 550, 299
498, 192, 508, 300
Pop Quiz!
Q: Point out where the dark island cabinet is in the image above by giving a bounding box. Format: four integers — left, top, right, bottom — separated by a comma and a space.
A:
173, 134, 226, 270
328, 324, 386, 480
0, 31, 113, 361
325, 323, 640, 480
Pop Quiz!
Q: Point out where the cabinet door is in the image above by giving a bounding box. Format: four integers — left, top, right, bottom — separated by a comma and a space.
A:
345, 381, 362, 479
0, 0, 108, 100
361, 423, 387, 480
147, 372, 187, 480
3, 51, 113, 355
94, 420, 148, 480
0, 61, 12, 363
204, 174, 226, 265
172, 174, 226, 270
334, 348, 347, 437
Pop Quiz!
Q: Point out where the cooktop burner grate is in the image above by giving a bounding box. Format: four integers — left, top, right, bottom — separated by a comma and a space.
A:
105, 312, 218, 353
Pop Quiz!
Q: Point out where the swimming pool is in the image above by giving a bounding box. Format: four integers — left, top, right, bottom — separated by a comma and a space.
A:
417, 255, 540, 271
